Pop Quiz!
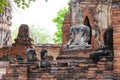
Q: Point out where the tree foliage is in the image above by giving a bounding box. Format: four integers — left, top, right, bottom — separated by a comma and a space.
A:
0, 0, 48, 13
0, 0, 8, 13
29, 25, 52, 44
14, 0, 36, 9
11, 27, 18, 43
52, 7, 69, 43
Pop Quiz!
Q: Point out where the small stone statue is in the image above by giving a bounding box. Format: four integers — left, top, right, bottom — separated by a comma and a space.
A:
26, 47, 37, 62
40, 48, 51, 68
64, 14, 91, 50
40, 48, 48, 60
2, 53, 9, 61
14, 24, 34, 46
16, 54, 24, 61
67, 24, 91, 49
90, 27, 113, 63
3, 30, 11, 47
90, 46, 111, 63
1, 74, 6, 80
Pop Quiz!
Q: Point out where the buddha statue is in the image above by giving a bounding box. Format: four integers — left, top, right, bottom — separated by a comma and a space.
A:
64, 13, 92, 50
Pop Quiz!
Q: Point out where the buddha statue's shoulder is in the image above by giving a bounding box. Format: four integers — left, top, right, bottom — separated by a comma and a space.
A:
70, 24, 89, 29
70, 24, 82, 28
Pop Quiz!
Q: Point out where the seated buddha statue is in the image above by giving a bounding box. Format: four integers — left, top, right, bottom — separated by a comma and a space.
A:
64, 16, 92, 50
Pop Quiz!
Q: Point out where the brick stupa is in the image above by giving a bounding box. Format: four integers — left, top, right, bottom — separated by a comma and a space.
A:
13, 24, 34, 47
10, 24, 34, 56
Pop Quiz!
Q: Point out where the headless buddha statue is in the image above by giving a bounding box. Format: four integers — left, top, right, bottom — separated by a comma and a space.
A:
64, 15, 92, 50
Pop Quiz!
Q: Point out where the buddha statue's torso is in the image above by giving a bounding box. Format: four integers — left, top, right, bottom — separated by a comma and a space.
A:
64, 24, 91, 50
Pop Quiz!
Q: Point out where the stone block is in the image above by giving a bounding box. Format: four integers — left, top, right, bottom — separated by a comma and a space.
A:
96, 74, 103, 79
114, 49, 120, 53
41, 74, 48, 78
19, 74, 27, 78
88, 71, 95, 74
88, 68, 98, 71
0, 61, 9, 68
79, 73, 87, 78
87, 73, 96, 79
103, 71, 113, 76
98, 67, 105, 70
89, 64, 97, 68
114, 63, 120, 69
50, 78, 56, 80
97, 61, 106, 65
79, 63, 88, 67
97, 64, 105, 68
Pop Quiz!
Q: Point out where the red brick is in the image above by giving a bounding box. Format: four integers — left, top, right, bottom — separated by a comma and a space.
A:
79, 64, 88, 67
96, 74, 103, 79
87, 73, 96, 78
114, 50, 120, 53
98, 67, 105, 70
97, 61, 106, 65
97, 64, 105, 68
41, 75, 48, 78
114, 69, 120, 74
88, 68, 98, 71
88, 71, 95, 74
50, 78, 57, 80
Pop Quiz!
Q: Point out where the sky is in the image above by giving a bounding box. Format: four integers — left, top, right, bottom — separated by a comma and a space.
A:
11, 0, 69, 36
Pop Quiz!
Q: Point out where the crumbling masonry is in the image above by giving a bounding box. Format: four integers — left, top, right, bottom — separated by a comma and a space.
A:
0, 0, 120, 80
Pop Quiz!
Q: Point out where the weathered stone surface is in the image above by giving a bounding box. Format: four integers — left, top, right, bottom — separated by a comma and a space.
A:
112, 4, 120, 79
62, 12, 71, 45
13, 24, 34, 47
0, 0, 12, 47
0, 0, 116, 80
0, 61, 9, 68
35, 44, 61, 60
63, 23, 92, 50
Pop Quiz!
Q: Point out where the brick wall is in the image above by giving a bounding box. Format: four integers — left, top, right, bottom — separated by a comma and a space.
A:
0, 24, 34, 59
35, 44, 61, 60
62, 12, 71, 45
2, 52, 113, 80
112, 1, 120, 79
0, 61, 9, 79
62, 1, 112, 49
0, 0, 117, 79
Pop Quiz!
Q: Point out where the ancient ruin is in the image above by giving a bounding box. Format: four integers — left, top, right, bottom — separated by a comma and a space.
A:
0, 0, 12, 48
63, 12, 92, 50
0, 0, 120, 80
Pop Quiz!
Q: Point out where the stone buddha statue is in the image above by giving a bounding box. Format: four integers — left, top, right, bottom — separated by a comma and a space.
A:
64, 14, 92, 50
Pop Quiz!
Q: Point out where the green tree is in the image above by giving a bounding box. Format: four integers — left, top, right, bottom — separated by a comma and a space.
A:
52, 7, 69, 43
0, 0, 8, 13
11, 28, 18, 43
0, 0, 48, 13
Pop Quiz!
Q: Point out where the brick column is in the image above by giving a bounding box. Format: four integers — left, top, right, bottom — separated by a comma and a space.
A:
62, 12, 71, 45
112, 2, 120, 79
113, 26, 120, 79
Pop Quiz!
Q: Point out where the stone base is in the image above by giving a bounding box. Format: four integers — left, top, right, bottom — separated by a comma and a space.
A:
56, 49, 94, 67
57, 49, 94, 61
